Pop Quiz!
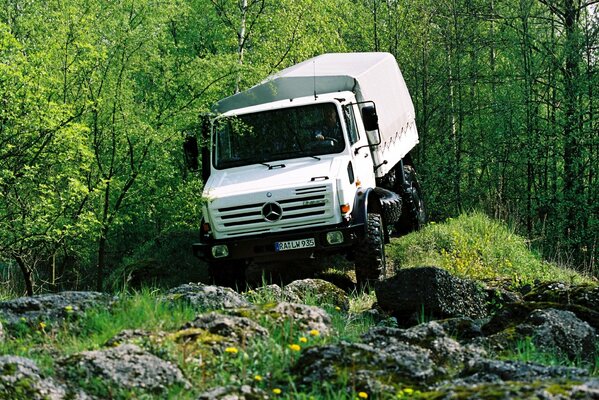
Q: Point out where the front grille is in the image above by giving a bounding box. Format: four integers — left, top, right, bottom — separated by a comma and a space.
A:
211, 184, 335, 237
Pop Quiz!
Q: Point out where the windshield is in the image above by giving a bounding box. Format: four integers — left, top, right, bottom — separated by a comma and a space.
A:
214, 103, 346, 169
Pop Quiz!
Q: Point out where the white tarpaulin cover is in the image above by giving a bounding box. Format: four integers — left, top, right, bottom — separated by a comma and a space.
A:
215, 53, 418, 177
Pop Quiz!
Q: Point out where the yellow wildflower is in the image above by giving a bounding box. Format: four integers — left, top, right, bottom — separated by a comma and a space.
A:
272, 388, 282, 395
299, 337, 308, 343
358, 392, 368, 399
38, 321, 46, 330
403, 388, 414, 395
64, 305, 74, 313
288, 344, 301, 352
254, 375, 262, 381
309, 329, 320, 336
335, 306, 341, 311
224, 347, 238, 354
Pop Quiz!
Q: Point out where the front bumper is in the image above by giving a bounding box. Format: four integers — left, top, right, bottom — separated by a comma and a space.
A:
193, 223, 365, 263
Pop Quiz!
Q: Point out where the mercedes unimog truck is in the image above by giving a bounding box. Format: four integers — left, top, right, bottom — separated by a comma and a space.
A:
185, 52, 426, 286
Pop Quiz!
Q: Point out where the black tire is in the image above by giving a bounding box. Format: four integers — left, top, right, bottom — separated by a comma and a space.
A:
376, 188, 402, 226
208, 260, 247, 289
395, 165, 427, 235
354, 213, 387, 287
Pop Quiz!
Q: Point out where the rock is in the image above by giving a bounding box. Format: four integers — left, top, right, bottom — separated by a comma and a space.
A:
197, 384, 268, 399
104, 329, 153, 347
375, 267, 487, 325
571, 379, 599, 398
59, 344, 190, 393
459, 358, 589, 383
265, 302, 332, 336
165, 283, 251, 310
519, 308, 597, 361
437, 317, 484, 341
434, 379, 597, 399
293, 341, 440, 394
482, 301, 599, 337
362, 322, 485, 371
0, 355, 71, 400
284, 279, 350, 310
243, 284, 301, 304
180, 312, 269, 346
524, 281, 599, 310
0, 291, 114, 332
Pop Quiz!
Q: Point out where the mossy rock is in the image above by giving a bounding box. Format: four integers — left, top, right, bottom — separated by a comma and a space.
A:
523, 281, 599, 309
482, 301, 599, 334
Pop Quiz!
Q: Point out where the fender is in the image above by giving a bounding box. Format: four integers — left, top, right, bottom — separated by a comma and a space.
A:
350, 187, 382, 235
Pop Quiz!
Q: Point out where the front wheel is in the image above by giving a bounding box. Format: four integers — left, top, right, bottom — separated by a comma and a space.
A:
354, 213, 387, 287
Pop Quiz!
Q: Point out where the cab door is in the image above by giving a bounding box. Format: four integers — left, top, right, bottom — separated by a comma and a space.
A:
343, 104, 376, 189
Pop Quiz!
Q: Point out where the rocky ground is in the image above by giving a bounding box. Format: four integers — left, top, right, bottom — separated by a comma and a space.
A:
0, 267, 598, 399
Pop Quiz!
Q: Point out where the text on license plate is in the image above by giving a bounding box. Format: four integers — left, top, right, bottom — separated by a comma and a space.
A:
275, 238, 316, 252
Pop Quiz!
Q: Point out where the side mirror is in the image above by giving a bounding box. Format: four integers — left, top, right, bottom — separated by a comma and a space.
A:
361, 105, 379, 131
183, 136, 199, 171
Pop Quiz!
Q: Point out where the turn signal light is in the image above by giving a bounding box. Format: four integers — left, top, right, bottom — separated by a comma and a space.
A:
202, 222, 211, 232
340, 204, 351, 214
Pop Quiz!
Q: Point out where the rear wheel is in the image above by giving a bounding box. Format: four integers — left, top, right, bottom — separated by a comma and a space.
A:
208, 260, 247, 289
354, 213, 387, 287
395, 165, 426, 235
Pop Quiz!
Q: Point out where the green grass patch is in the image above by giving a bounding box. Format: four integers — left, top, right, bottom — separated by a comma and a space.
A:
388, 211, 592, 285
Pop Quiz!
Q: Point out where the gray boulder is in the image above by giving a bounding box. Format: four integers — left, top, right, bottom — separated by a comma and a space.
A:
437, 317, 484, 341
435, 379, 598, 399
165, 283, 251, 310
244, 284, 301, 304
459, 358, 589, 383
571, 379, 599, 398
523, 281, 599, 310
362, 322, 485, 369
520, 308, 597, 361
197, 384, 268, 399
0, 291, 114, 332
284, 279, 350, 310
265, 302, 332, 336
59, 344, 190, 393
375, 267, 487, 325
180, 312, 269, 346
0, 356, 71, 400
293, 340, 440, 394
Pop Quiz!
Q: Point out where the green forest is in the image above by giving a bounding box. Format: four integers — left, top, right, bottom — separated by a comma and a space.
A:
1, 0, 597, 295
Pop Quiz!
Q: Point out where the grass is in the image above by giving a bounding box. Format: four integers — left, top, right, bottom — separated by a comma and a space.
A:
388, 211, 593, 285
0, 212, 597, 398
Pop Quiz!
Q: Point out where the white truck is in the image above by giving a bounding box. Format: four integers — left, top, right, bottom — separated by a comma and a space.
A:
185, 52, 426, 286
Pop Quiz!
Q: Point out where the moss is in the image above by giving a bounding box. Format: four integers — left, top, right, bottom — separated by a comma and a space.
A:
0, 377, 38, 400
170, 327, 226, 346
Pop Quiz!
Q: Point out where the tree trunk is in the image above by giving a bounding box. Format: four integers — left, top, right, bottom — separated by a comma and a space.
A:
14, 255, 33, 296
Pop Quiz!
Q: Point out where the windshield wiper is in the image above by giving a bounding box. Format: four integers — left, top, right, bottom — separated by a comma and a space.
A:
260, 162, 285, 170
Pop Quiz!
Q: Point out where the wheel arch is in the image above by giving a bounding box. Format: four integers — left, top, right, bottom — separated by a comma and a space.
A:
351, 188, 383, 233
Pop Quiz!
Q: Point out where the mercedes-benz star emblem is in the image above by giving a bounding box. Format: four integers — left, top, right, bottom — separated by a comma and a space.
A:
261, 202, 282, 222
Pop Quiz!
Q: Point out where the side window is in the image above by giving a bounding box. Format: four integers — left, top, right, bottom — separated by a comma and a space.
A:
343, 105, 360, 145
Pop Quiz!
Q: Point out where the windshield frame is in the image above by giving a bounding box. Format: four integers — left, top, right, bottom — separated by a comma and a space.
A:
212, 102, 347, 170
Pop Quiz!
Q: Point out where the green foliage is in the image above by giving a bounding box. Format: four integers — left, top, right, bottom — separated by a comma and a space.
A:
388, 212, 590, 284
0, 0, 596, 291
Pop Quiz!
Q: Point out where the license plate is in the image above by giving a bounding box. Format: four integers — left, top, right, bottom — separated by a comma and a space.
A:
275, 238, 316, 252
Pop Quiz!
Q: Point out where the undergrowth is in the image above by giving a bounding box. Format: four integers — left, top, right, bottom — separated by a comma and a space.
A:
388, 211, 592, 285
